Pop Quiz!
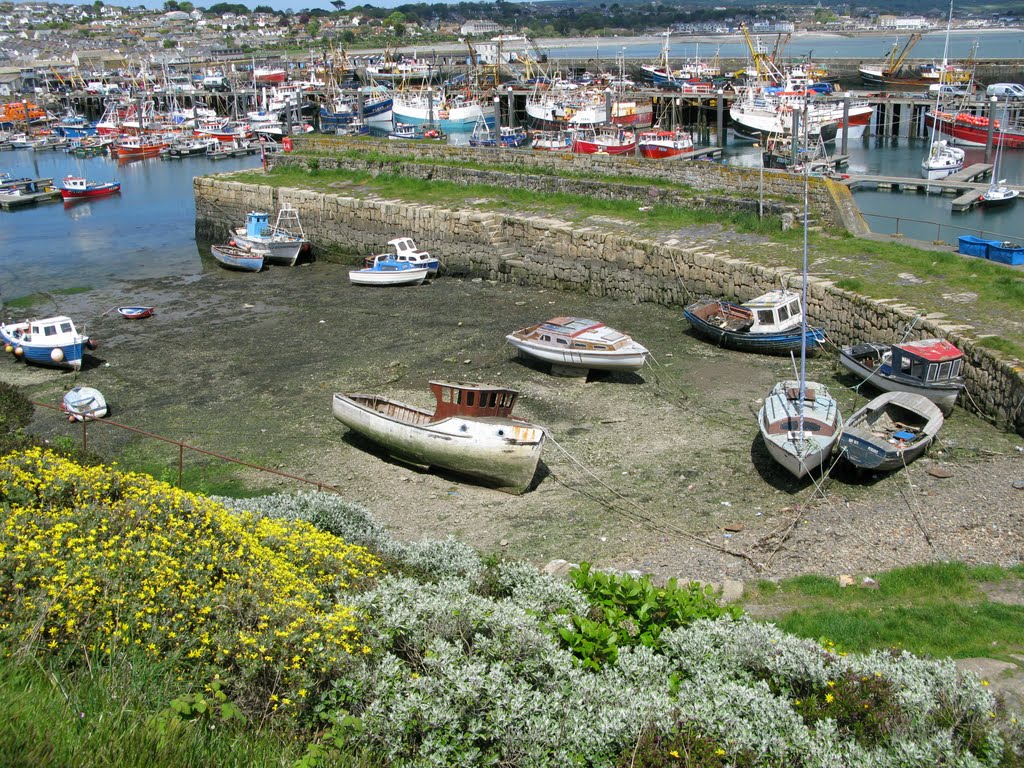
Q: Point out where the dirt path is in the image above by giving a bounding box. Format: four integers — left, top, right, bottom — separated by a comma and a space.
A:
5, 259, 1023, 586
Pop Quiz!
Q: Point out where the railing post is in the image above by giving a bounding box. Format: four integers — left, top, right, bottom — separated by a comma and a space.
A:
82, 418, 87, 453
178, 443, 184, 488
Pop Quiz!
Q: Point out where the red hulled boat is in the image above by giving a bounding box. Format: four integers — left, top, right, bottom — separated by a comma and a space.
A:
571, 127, 637, 155
637, 129, 695, 159
59, 176, 121, 199
925, 110, 1024, 149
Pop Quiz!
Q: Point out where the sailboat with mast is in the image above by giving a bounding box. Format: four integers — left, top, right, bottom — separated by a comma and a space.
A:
758, 105, 843, 480
978, 104, 1020, 208
921, 0, 966, 180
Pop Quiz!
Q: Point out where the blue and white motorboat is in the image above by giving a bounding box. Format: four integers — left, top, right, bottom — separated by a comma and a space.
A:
684, 289, 825, 356
363, 237, 439, 275
1, 315, 92, 371
232, 205, 308, 266
349, 258, 429, 286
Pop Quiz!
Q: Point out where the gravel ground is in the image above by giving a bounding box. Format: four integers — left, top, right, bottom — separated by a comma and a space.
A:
4, 257, 1023, 586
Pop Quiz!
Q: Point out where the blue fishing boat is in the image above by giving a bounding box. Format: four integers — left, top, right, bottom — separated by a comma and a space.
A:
211, 243, 264, 272
363, 237, 439, 275
1, 315, 92, 371
232, 205, 308, 266
684, 290, 825, 355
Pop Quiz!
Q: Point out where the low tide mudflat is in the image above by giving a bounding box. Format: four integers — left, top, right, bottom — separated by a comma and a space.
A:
5, 257, 1022, 584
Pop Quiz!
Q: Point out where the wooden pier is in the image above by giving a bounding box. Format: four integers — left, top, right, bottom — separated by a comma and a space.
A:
839, 163, 1021, 211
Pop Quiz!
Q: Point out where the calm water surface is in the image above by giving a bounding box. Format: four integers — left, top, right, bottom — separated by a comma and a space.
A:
1, 135, 1019, 303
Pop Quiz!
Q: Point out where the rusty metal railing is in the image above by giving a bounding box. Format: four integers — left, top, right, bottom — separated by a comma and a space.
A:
33, 399, 346, 496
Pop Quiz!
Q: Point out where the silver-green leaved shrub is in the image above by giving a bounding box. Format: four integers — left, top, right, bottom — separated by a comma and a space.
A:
222, 492, 1011, 767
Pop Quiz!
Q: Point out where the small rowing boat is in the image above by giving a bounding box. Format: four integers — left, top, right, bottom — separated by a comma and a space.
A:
116, 306, 155, 319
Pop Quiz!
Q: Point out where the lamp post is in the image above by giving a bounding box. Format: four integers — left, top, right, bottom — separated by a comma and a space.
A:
493, 95, 501, 138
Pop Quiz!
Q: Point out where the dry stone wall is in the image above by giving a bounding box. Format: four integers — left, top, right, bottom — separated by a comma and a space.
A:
194, 176, 1024, 436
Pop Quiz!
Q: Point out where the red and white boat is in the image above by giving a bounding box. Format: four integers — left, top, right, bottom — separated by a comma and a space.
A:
637, 128, 694, 159
924, 110, 1024, 149
59, 175, 121, 199
254, 67, 287, 84
571, 127, 637, 155
194, 118, 254, 143
111, 135, 167, 159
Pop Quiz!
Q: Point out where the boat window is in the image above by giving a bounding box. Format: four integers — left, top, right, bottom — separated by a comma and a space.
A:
926, 364, 938, 382
777, 303, 790, 321
452, 389, 462, 405
541, 335, 550, 342
466, 391, 475, 407
44, 325, 57, 337
593, 345, 608, 350
489, 392, 497, 408
757, 310, 774, 325
60, 322, 73, 333
938, 361, 952, 380
898, 355, 912, 373
571, 341, 587, 348
440, 387, 451, 403
557, 338, 568, 345
950, 358, 961, 377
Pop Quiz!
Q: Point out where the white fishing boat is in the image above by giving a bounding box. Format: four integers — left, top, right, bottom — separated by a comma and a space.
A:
331, 381, 546, 494
232, 204, 309, 266
838, 338, 964, 415
506, 317, 650, 374
363, 237, 439, 275
1, 315, 93, 371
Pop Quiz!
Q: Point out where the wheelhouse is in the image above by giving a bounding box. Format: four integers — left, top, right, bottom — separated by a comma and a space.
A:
430, 381, 519, 421
742, 290, 805, 334
890, 339, 963, 384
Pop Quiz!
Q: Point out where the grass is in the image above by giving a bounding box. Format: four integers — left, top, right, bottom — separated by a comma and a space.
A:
0, 659, 306, 768
744, 562, 1024, 658
4, 288, 92, 310
115, 451, 282, 499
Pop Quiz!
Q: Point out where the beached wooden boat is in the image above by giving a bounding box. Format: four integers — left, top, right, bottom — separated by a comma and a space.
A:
62, 386, 108, 421
211, 243, 264, 272
506, 317, 649, 374
116, 306, 155, 319
838, 391, 944, 471
331, 381, 546, 494
684, 290, 825, 356
759, 379, 843, 479
838, 338, 964, 415
349, 259, 429, 286
1, 315, 92, 371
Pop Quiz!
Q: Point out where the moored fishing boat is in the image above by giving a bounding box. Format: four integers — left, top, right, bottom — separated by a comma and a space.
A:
506, 316, 649, 373
59, 175, 121, 199
925, 110, 1024, 149
571, 127, 637, 155
111, 134, 167, 160
637, 128, 694, 159
531, 130, 573, 151
232, 205, 309, 267
838, 391, 944, 472
331, 380, 546, 494
684, 290, 825, 356
1, 315, 92, 371
838, 338, 964, 415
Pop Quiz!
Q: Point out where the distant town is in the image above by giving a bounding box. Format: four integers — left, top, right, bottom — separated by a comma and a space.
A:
0, 0, 1021, 94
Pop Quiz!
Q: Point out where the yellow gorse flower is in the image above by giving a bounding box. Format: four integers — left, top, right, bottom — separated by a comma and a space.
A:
0, 448, 383, 715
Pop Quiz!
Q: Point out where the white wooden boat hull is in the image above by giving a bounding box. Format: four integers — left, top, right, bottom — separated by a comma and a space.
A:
759, 380, 843, 480
505, 336, 648, 372
232, 231, 304, 266
332, 393, 545, 494
62, 386, 108, 421
349, 267, 428, 286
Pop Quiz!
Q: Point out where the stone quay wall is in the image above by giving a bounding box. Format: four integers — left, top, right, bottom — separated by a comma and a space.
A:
273, 136, 846, 229
194, 177, 1024, 436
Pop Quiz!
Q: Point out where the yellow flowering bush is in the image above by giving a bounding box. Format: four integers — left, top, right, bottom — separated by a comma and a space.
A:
0, 448, 382, 719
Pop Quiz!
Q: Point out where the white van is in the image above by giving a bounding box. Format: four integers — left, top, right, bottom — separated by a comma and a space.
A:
985, 83, 1024, 99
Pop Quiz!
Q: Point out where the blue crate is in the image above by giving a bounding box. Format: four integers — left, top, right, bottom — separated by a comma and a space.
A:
957, 235, 1001, 258
987, 242, 1024, 266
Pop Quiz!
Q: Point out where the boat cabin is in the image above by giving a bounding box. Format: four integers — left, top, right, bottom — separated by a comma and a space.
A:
389, 237, 429, 260
889, 339, 963, 384
429, 381, 520, 421
519, 317, 633, 351
14, 315, 79, 343
741, 290, 805, 334
245, 211, 272, 239
61, 176, 89, 192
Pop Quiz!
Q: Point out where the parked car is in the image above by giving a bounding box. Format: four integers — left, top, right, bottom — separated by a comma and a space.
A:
985, 83, 1024, 99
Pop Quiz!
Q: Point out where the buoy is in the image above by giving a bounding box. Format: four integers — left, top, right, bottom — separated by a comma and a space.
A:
86, 339, 98, 350
50, 348, 64, 363
4, 344, 12, 354
14, 346, 23, 357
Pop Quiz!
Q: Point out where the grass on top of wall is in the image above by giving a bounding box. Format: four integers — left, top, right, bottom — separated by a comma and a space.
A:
230, 164, 791, 238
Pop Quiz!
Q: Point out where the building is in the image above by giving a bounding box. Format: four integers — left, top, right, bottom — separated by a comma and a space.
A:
460, 20, 502, 36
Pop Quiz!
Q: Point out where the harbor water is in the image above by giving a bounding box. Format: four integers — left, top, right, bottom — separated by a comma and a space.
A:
0, 134, 1020, 303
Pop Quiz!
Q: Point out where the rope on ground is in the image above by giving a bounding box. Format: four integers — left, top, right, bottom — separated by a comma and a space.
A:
900, 449, 934, 551
544, 433, 762, 570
